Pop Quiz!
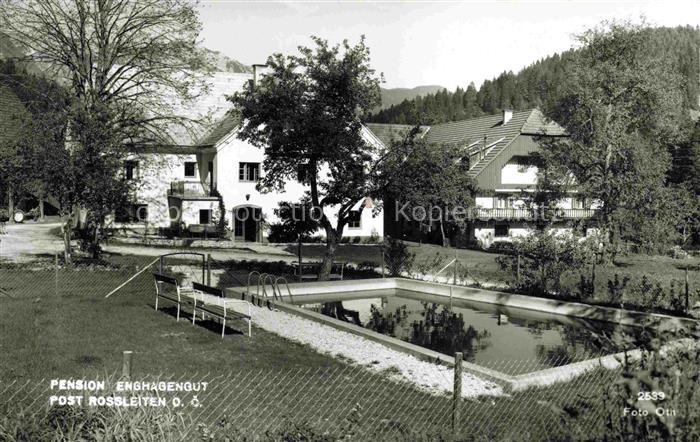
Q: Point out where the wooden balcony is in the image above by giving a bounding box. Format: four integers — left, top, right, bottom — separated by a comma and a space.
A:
168, 181, 218, 199
474, 207, 597, 220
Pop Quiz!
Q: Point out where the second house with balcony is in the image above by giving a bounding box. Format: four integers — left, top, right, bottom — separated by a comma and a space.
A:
369, 108, 598, 249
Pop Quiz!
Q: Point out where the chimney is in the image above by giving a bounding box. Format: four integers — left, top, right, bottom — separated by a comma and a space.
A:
252, 64, 267, 88
502, 109, 513, 125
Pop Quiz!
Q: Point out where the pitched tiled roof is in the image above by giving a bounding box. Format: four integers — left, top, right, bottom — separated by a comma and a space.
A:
0, 84, 28, 148
365, 109, 566, 180
521, 109, 567, 136
363, 123, 430, 148
163, 72, 252, 146
197, 111, 241, 146
423, 109, 562, 147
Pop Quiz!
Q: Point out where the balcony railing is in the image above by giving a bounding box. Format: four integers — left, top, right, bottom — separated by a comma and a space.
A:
474, 207, 597, 220
168, 180, 214, 198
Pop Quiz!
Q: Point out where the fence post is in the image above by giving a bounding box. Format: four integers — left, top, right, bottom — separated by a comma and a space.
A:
380, 246, 385, 279
54, 252, 59, 295
452, 352, 463, 438
122, 351, 133, 379
685, 266, 690, 312
298, 235, 303, 283
207, 253, 212, 286
453, 248, 458, 285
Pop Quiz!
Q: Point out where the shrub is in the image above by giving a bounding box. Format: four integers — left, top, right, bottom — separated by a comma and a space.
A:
366, 229, 380, 244
604, 274, 698, 314
0, 208, 9, 222
496, 230, 596, 296
356, 260, 377, 272
382, 238, 414, 277
412, 252, 448, 279
211, 190, 229, 239
551, 328, 700, 441
25, 207, 41, 220
267, 222, 299, 243
668, 245, 690, 260
606, 274, 630, 306
487, 240, 517, 255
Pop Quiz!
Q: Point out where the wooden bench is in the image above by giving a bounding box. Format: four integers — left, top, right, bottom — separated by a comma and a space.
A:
191, 282, 252, 338
292, 261, 346, 281
153, 273, 195, 322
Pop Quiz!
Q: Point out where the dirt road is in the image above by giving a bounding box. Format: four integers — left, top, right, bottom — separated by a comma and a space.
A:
0, 222, 65, 262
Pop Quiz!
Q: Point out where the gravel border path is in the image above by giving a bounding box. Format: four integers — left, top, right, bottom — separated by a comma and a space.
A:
244, 304, 504, 398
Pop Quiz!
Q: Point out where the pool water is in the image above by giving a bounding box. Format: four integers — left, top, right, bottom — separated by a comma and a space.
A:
299, 289, 659, 375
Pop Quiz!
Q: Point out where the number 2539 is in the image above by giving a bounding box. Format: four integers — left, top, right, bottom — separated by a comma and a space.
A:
638, 391, 665, 401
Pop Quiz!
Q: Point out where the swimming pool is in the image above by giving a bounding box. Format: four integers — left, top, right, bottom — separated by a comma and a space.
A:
227, 278, 697, 384
295, 288, 659, 375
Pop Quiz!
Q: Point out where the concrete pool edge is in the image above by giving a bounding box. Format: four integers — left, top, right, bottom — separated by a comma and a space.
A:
237, 277, 699, 329
268, 297, 517, 388
227, 278, 700, 391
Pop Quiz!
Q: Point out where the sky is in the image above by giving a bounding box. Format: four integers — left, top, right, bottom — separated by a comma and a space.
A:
197, 1, 700, 90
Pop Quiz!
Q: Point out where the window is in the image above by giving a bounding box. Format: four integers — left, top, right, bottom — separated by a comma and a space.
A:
184, 162, 197, 178
495, 196, 512, 209
124, 161, 139, 181
115, 204, 147, 223
572, 197, 589, 209
348, 210, 362, 229
239, 162, 260, 182
135, 204, 148, 222
494, 224, 509, 237
199, 209, 212, 225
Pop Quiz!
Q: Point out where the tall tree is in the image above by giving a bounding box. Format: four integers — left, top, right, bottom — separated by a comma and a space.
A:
380, 130, 477, 246
231, 36, 383, 280
541, 20, 687, 254
0, 0, 211, 260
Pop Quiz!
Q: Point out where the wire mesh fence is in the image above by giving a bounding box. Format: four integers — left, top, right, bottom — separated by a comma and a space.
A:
0, 358, 627, 441
0, 253, 690, 441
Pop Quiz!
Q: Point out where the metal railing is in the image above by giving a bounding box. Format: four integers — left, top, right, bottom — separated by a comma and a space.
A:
273, 276, 293, 303
474, 207, 597, 220
245, 271, 293, 304
168, 180, 214, 198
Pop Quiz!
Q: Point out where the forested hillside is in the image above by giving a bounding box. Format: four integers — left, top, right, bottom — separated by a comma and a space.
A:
368, 26, 699, 125
379, 85, 445, 110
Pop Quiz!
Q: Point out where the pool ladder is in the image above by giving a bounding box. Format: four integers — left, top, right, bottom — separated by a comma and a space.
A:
245, 271, 294, 308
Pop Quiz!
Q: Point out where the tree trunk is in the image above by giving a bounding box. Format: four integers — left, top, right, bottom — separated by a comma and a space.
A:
297, 233, 303, 282
39, 192, 45, 221
439, 220, 448, 247
92, 224, 100, 260
8, 188, 14, 223
61, 214, 72, 265
318, 227, 339, 281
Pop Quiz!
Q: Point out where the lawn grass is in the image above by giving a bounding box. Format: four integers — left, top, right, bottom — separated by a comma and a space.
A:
0, 252, 624, 439
281, 242, 700, 298
279, 242, 506, 283
0, 255, 343, 381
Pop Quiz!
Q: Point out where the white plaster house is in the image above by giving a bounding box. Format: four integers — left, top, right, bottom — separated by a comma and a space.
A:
116, 71, 384, 242
367, 109, 599, 249
190, 113, 384, 242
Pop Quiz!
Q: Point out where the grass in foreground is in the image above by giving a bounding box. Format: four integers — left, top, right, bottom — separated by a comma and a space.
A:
0, 253, 343, 380
0, 253, 621, 440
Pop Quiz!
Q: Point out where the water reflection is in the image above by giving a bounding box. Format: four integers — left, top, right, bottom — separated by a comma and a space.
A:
408, 303, 491, 361
366, 301, 491, 361
306, 292, 662, 374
